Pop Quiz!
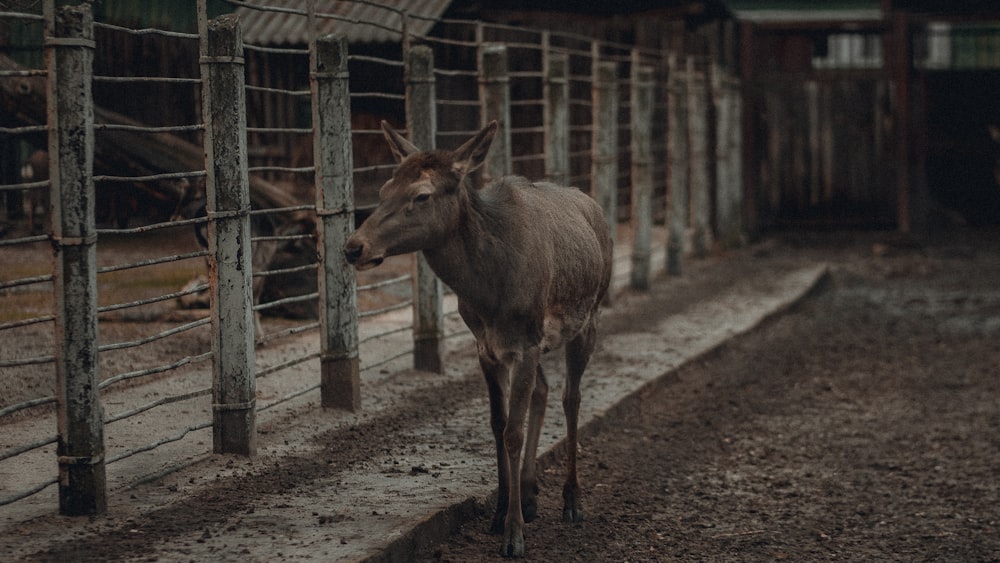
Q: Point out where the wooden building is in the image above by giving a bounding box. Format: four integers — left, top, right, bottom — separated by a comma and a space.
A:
731, 0, 1000, 232
10, 1, 996, 235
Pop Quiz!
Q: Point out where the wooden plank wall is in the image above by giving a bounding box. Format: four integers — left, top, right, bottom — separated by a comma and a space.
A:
751, 76, 896, 228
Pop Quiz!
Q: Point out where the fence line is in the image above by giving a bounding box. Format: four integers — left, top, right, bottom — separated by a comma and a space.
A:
0, 0, 743, 517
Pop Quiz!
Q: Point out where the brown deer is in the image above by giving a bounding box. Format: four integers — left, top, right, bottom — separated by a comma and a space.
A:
19, 149, 49, 235
344, 121, 613, 557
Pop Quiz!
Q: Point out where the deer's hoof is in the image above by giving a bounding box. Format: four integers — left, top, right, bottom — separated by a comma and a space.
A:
562, 483, 584, 523
562, 505, 584, 523
500, 530, 525, 558
521, 482, 539, 523
522, 497, 538, 523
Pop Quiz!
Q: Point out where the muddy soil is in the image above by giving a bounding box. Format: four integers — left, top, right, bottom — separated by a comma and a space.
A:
417, 229, 1000, 562
4, 228, 999, 563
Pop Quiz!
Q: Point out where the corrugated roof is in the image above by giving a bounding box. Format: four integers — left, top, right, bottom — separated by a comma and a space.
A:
724, 0, 882, 23
730, 8, 881, 23
235, 0, 453, 45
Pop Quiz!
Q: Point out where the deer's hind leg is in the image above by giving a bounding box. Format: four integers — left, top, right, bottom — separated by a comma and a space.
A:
562, 320, 596, 523
520, 363, 548, 523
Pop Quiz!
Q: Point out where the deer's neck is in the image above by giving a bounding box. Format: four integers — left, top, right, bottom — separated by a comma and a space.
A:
422, 182, 516, 308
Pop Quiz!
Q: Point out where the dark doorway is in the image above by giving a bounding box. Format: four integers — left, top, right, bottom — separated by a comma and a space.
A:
923, 71, 1000, 225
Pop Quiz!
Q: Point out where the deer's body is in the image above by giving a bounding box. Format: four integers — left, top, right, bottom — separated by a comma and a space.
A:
345, 122, 612, 557
20, 149, 50, 235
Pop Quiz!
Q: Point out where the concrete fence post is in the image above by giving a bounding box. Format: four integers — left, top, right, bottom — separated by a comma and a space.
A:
311, 35, 361, 411
730, 74, 744, 242
49, 4, 106, 516
201, 14, 257, 454
592, 57, 619, 294
406, 44, 444, 374
714, 65, 744, 247
544, 46, 570, 186
478, 43, 511, 179
688, 58, 712, 257
630, 59, 655, 291
666, 55, 688, 276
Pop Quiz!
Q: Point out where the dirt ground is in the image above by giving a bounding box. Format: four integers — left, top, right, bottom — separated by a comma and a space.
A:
416, 228, 1000, 562
4, 227, 1000, 562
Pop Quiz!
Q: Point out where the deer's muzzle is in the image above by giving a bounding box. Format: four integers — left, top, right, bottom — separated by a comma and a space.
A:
343, 240, 384, 270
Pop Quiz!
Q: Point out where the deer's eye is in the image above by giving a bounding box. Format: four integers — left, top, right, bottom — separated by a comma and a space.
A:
413, 193, 431, 203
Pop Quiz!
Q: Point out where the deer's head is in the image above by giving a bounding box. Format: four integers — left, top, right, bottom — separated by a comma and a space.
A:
344, 120, 497, 270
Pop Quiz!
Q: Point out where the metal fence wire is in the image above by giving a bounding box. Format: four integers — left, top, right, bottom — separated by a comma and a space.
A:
0, 0, 742, 517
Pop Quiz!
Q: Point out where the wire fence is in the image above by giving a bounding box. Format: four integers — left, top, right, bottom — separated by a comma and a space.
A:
0, 0, 743, 516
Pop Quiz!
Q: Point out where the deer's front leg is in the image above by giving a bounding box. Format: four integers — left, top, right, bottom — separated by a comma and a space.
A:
477, 342, 510, 536
499, 345, 540, 558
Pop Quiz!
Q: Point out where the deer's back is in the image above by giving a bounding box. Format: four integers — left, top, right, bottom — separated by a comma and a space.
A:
457, 177, 611, 349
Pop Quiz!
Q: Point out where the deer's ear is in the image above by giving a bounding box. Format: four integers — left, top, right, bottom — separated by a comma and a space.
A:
382, 121, 420, 163
452, 120, 497, 180
989, 124, 1000, 143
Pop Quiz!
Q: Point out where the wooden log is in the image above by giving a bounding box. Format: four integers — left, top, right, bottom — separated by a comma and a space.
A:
0, 52, 301, 214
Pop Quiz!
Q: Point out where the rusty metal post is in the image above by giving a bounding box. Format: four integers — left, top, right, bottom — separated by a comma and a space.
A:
49, 3, 106, 516
406, 44, 444, 374
667, 55, 689, 276
312, 34, 361, 410
630, 58, 655, 291
202, 14, 257, 454
479, 43, 511, 179
544, 45, 570, 186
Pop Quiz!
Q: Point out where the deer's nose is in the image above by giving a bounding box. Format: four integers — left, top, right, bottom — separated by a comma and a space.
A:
344, 242, 363, 265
